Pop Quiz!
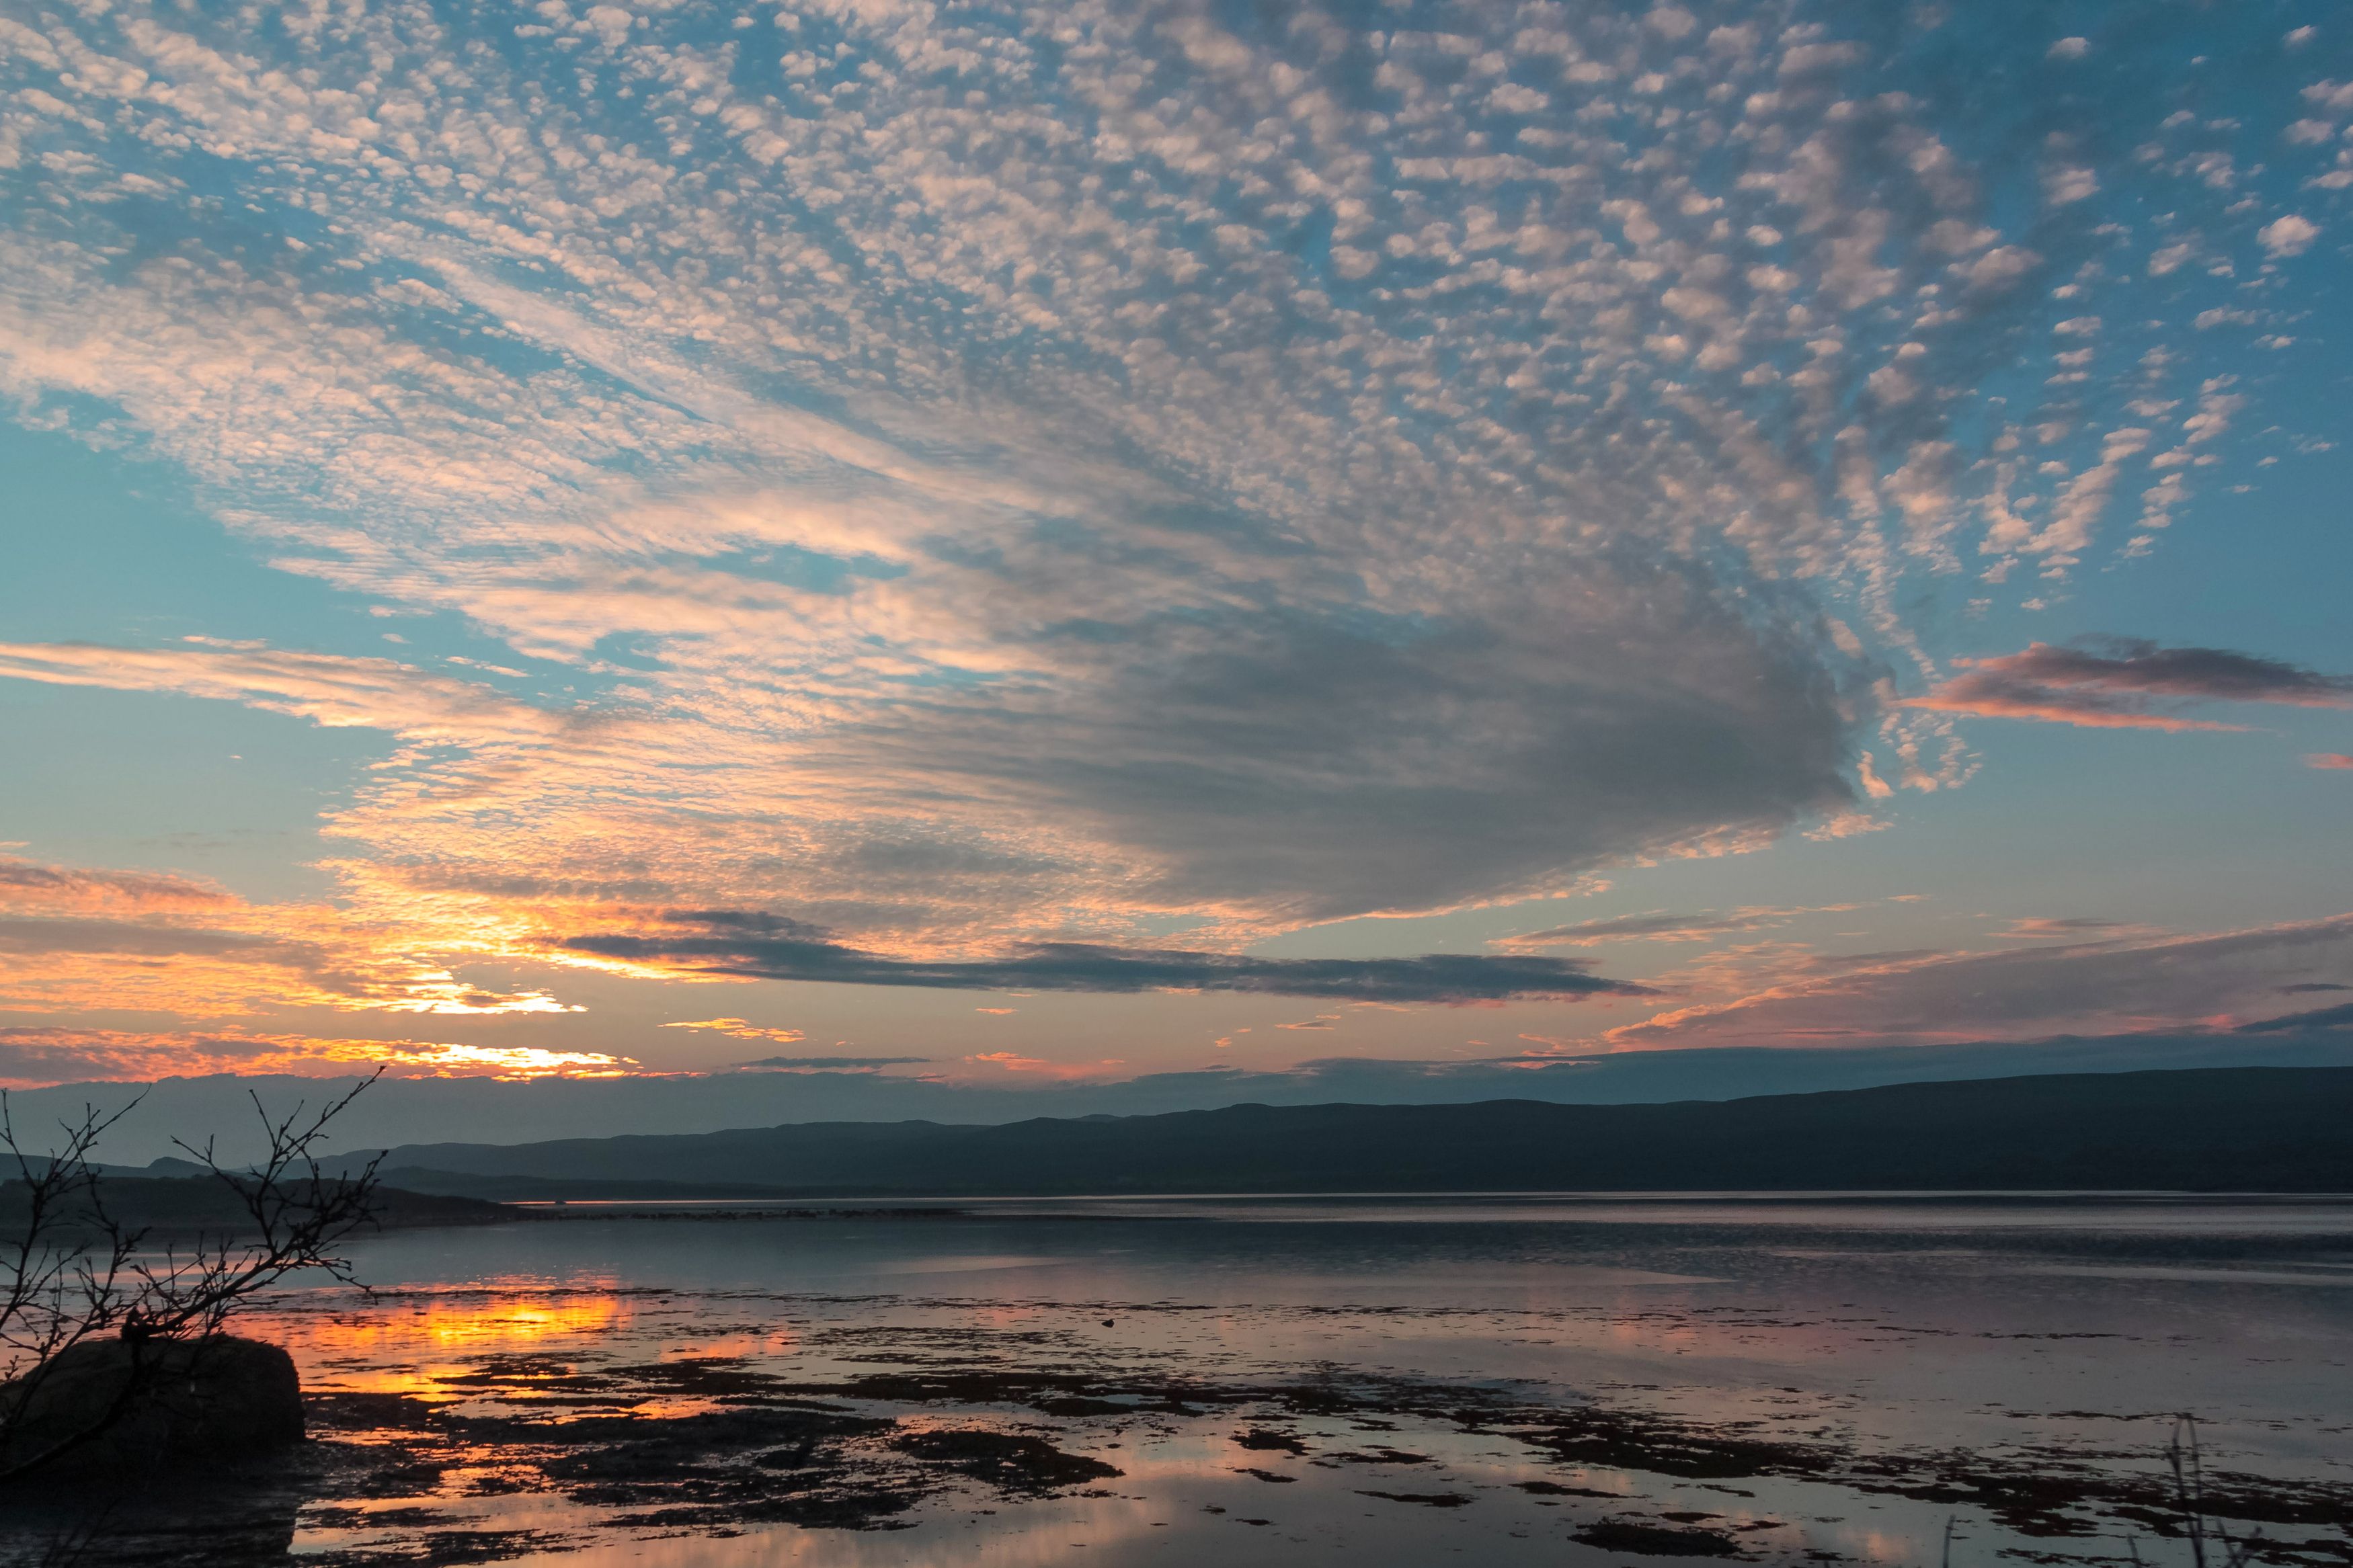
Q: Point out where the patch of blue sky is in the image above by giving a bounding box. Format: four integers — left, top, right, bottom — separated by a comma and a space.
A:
0, 418, 368, 653
0, 679, 385, 905
585, 630, 671, 674
691, 544, 906, 594
362, 270, 609, 393
0, 411, 627, 708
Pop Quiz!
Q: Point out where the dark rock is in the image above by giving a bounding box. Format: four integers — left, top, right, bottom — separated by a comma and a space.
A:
1574, 1518, 1745, 1557
887, 1427, 1123, 1492
0, 1334, 303, 1475
1234, 1426, 1308, 1453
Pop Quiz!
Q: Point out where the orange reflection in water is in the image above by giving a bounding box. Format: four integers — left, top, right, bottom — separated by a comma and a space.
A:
302, 1289, 629, 1351
276, 1286, 632, 1398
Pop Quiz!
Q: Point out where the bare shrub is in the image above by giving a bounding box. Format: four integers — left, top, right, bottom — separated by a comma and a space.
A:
0, 1072, 383, 1479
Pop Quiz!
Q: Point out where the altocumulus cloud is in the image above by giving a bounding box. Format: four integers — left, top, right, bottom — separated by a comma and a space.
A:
0, 0, 2341, 1020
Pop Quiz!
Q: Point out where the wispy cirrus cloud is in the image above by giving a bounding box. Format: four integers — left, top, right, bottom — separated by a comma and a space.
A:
1908, 638, 2353, 732
1601, 913, 2353, 1050
0, 641, 589, 747
1992, 917, 2149, 940
736, 1056, 931, 1073
1502, 906, 1852, 949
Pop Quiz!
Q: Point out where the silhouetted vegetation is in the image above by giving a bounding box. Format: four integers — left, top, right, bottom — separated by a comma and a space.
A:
0, 1075, 384, 1479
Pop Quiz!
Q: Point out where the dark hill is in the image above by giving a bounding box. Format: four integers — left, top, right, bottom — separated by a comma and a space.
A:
351, 1067, 2353, 1197
0, 1178, 513, 1234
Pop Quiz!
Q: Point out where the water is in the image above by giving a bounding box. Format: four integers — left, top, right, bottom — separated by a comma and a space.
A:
50, 1196, 2353, 1565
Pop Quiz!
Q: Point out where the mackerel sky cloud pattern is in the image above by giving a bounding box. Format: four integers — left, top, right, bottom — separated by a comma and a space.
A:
1, 0, 2350, 1083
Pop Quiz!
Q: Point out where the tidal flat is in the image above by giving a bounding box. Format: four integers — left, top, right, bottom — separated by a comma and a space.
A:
7, 1194, 2352, 1567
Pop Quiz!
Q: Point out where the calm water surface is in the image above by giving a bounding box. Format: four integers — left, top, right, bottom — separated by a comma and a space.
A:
230, 1194, 2353, 1567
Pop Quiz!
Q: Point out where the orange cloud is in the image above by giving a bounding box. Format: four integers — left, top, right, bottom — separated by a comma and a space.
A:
0, 854, 576, 1019
0, 1027, 634, 1088
659, 1018, 807, 1043
959, 1051, 1123, 1079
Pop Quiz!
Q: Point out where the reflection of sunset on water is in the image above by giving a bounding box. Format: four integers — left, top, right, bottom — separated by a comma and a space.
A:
296, 1287, 629, 1350
72, 1201, 2349, 1568
264, 1284, 636, 1399
253, 1281, 820, 1409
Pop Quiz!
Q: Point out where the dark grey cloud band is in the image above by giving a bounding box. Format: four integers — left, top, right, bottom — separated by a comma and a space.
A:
561, 916, 1650, 1004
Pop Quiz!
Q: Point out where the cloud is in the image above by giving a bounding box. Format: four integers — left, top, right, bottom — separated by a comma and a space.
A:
736, 1056, 931, 1072
0, 856, 233, 912
0, 854, 574, 1019
556, 912, 1649, 1004
1505, 907, 1825, 948
660, 1018, 807, 1044
960, 1051, 1121, 1079
2308, 753, 2353, 770
0, 0, 2325, 1030
0, 642, 583, 748
2236, 999, 2353, 1033
1993, 917, 2143, 940
0, 916, 286, 960
1908, 638, 2353, 730
2258, 214, 2321, 255
1602, 913, 2353, 1049
0, 1028, 628, 1089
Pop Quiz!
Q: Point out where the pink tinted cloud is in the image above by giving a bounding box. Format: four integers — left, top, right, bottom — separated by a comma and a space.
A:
2308, 753, 2353, 770
1993, 917, 2149, 940
961, 1051, 1125, 1079
1908, 638, 2353, 731
1600, 912, 2353, 1050
660, 1018, 808, 1044
0, 641, 583, 746
0, 856, 233, 912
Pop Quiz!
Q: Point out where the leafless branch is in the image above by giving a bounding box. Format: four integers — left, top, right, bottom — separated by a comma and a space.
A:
0, 1072, 384, 1480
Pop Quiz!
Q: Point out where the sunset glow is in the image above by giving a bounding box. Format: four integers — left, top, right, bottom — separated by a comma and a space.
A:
1, 0, 2348, 1100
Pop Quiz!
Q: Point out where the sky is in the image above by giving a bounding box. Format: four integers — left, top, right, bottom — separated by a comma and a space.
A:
3, 0, 2352, 1108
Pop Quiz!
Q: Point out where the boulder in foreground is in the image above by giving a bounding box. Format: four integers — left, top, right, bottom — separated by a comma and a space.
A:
0, 1334, 303, 1475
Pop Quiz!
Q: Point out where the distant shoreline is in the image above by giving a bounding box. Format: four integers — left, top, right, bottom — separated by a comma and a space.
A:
331, 1067, 2353, 1200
